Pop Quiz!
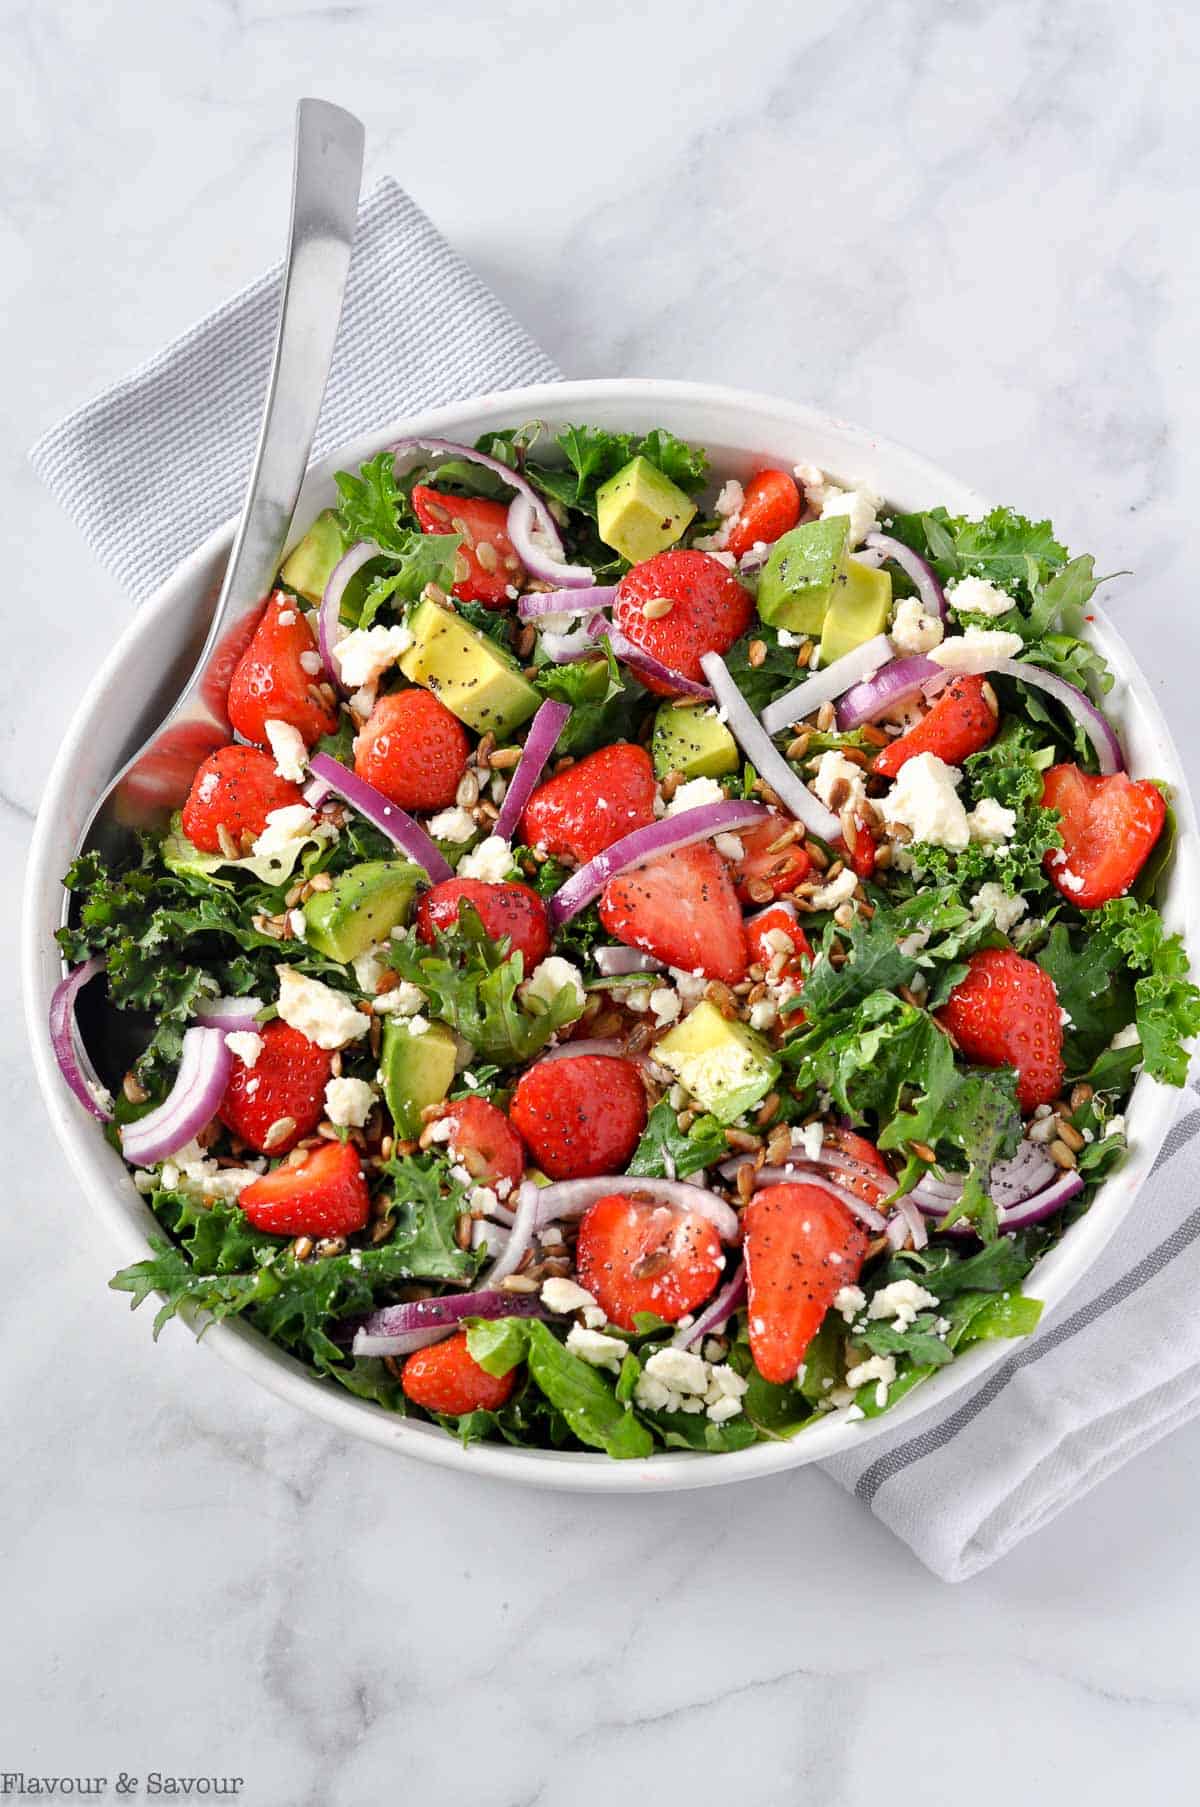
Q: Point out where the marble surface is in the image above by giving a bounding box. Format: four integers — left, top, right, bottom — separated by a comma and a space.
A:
7, 1, 1200, 1800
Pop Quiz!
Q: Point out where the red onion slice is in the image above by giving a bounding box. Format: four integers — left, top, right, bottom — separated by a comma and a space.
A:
535, 1038, 625, 1062
699, 652, 843, 842
547, 798, 772, 927
741, 1165, 888, 1232
673, 1265, 748, 1349
319, 540, 378, 694
194, 995, 265, 1032
49, 956, 114, 1121
759, 633, 894, 736
530, 1174, 741, 1244
506, 493, 595, 589
889, 1196, 929, 1251
389, 436, 564, 553
608, 626, 714, 699
352, 1287, 547, 1359
541, 612, 610, 664
306, 752, 453, 881
494, 699, 571, 842
996, 1169, 1084, 1229
120, 1027, 232, 1166
864, 532, 947, 620
517, 585, 618, 622
835, 654, 946, 730
992, 659, 1123, 774
594, 946, 666, 977
482, 1178, 542, 1286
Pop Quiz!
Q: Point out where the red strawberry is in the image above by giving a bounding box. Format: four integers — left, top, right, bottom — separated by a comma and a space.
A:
937, 947, 1064, 1113
599, 842, 748, 983
181, 745, 306, 855
723, 469, 801, 561
575, 1193, 724, 1330
401, 1330, 517, 1415
510, 1054, 647, 1180
239, 1139, 369, 1237
416, 878, 550, 968
819, 1128, 894, 1207
354, 688, 470, 812
430, 1096, 525, 1193
844, 814, 877, 881
227, 592, 338, 747
1042, 763, 1166, 908
725, 811, 812, 905
743, 1182, 870, 1383
411, 484, 523, 608
873, 673, 998, 779
218, 1019, 332, 1154
520, 742, 657, 863
745, 899, 812, 1007
613, 550, 754, 695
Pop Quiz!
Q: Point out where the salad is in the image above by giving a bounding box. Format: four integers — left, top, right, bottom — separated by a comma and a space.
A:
52, 423, 1200, 1459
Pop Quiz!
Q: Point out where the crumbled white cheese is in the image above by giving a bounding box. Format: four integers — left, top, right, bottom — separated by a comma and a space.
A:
323, 1076, 378, 1128
426, 805, 478, 844
819, 486, 881, 548
946, 576, 1015, 618
541, 1277, 600, 1316
276, 968, 369, 1049
809, 867, 859, 911
251, 804, 318, 859
713, 832, 745, 860
882, 752, 970, 851
634, 1346, 748, 1422
748, 999, 779, 1031
811, 749, 868, 813
406, 1014, 430, 1036
332, 624, 414, 689
833, 1284, 867, 1324
299, 649, 324, 676
264, 718, 309, 784
844, 1353, 898, 1408
792, 1121, 825, 1162
890, 595, 944, 656
224, 1030, 264, 1069
867, 1279, 940, 1333
971, 882, 1027, 935
352, 943, 390, 994
524, 956, 585, 1011
648, 986, 681, 1026
715, 478, 745, 519
565, 1324, 627, 1370
666, 776, 726, 816
967, 796, 1018, 846
669, 966, 710, 1008
370, 979, 426, 1017
456, 834, 515, 882
929, 626, 1023, 674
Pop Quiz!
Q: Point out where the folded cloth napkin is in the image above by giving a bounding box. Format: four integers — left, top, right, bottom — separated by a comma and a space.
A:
29, 177, 1200, 1582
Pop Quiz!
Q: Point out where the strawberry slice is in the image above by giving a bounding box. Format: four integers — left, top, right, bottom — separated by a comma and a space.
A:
936, 947, 1064, 1113
239, 1139, 369, 1237
354, 688, 471, 812
429, 1097, 525, 1194
613, 549, 754, 695
416, 878, 550, 969
723, 469, 801, 561
401, 1330, 518, 1414
599, 841, 749, 983
520, 741, 656, 863
1041, 763, 1166, 908
411, 484, 524, 608
819, 1128, 894, 1206
873, 673, 998, 779
181, 745, 306, 856
743, 1182, 870, 1383
725, 811, 811, 905
510, 1054, 647, 1180
575, 1193, 724, 1329
227, 592, 338, 747
218, 1019, 333, 1155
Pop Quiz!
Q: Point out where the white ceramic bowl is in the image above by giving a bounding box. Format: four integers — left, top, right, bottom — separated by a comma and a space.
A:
24, 379, 1200, 1492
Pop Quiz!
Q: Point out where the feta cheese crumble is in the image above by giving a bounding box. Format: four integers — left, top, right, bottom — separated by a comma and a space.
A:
809, 867, 859, 911
946, 576, 1015, 618
867, 1279, 940, 1333
971, 882, 1027, 935
426, 806, 478, 844
323, 1076, 378, 1128
456, 834, 515, 882
332, 624, 414, 690
565, 1325, 626, 1371
276, 968, 369, 1049
224, 1030, 264, 1069
666, 776, 726, 816
633, 1346, 750, 1421
541, 1278, 600, 1316
811, 749, 868, 813
890, 595, 945, 655
929, 626, 1023, 674
264, 718, 309, 784
251, 804, 318, 860
966, 796, 1018, 846
882, 752, 970, 851
524, 956, 585, 1011
844, 1353, 897, 1408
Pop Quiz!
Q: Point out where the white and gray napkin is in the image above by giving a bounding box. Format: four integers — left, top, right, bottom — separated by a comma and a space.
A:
30, 175, 1199, 1582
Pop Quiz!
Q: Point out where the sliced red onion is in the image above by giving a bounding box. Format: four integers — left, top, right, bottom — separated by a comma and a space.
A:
996, 1169, 1084, 1228
194, 995, 265, 1032
760, 633, 894, 735
890, 1196, 929, 1251
319, 540, 378, 693
389, 436, 563, 552
851, 544, 888, 570
673, 1265, 747, 1349
530, 1174, 741, 1244
482, 1178, 542, 1286
306, 752, 453, 881
506, 493, 595, 588
120, 1027, 232, 1166
990, 1141, 1058, 1208
49, 956, 114, 1121
352, 1287, 547, 1359
494, 699, 571, 842
536, 1038, 625, 1062
835, 654, 946, 730
864, 532, 947, 620
608, 625, 713, 699
738, 544, 772, 575
517, 585, 618, 622
699, 653, 842, 842
541, 612, 610, 664
547, 798, 772, 927
594, 946, 666, 977
992, 659, 1123, 773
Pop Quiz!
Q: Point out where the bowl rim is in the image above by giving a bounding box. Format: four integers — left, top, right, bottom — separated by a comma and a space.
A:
24, 375, 1200, 1493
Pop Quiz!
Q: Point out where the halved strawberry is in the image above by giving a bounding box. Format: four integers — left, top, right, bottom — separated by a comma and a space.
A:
613, 550, 754, 695
239, 1139, 369, 1237
1042, 763, 1166, 908
743, 1182, 870, 1383
510, 1054, 647, 1180
725, 811, 811, 905
430, 1097, 525, 1194
416, 878, 550, 969
227, 592, 338, 747
401, 1330, 518, 1415
218, 1019, 332, 1155
520, 742, 656, 863
936, 947, 1064, 1113
599, 841, 748, 983
181, 745, 306, 855
723, 469, 801, 561
411, 484, 523, 608
354, 688, 470, 812
873, 673, 998, 779
575, 1193, 724, 1329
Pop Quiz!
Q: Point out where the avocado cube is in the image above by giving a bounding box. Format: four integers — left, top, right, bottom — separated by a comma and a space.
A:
651, 701, 739, 782
819, 560, 893, 667
399, 597, 540, 737
302, 859, 424, 963
654, 1000, 779, 1125
279, 509, 346, 605
380, 1017, 458, 1138
756, 518, 850, 634
596, 456, 697, 564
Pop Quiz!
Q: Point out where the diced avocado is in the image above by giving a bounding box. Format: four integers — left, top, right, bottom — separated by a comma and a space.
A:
756, 518, 850, 633
302, 859, 423, 963
279, 510, 345, 605
653, 1000, 779, 1125
399, 597, 540, 737
596, 456, 697, 564
819, 560, 893, 666
380, 1017, 458, 1139
652, 701, 739, 781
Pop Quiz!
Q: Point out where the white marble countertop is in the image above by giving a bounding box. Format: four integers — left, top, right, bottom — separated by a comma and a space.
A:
7, 2, 1200, 1800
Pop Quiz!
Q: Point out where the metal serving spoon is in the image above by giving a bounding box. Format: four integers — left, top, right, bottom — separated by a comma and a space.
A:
73, 97, 364, 875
